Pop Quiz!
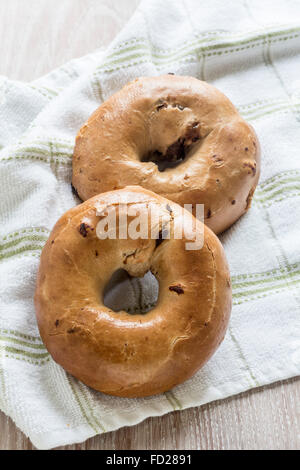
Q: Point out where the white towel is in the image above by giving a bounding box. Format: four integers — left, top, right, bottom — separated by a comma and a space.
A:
0, 0, 300, 449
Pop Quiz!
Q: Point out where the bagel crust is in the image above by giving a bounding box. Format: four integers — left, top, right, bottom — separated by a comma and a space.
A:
35, 187, 232, 397
72, 75, 260, 234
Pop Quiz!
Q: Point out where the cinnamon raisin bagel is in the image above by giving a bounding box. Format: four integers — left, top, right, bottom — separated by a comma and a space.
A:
72, 75, 260, 234
35, 186, 231, 397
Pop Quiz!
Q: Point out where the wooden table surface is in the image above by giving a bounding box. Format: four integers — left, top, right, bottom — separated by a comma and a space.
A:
0, 0, 299, 451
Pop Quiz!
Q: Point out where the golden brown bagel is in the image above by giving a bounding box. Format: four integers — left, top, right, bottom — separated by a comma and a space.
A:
35, 186, 231, 397
72, 75, 260, 234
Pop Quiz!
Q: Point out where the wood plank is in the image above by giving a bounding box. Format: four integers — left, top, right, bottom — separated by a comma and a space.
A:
0, 0, 140, 81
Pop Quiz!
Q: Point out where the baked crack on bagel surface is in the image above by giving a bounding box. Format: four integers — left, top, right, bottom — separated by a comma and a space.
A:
72, 75, 260, 234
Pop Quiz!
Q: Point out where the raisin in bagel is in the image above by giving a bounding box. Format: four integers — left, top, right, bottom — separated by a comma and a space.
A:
35, 186, 231, 397
72, 75, 260, 234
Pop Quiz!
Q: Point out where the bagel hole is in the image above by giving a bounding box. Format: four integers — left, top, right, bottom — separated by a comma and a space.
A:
103, 269, 159, 315
142, 148, 186, 172
142, 122, 201, 172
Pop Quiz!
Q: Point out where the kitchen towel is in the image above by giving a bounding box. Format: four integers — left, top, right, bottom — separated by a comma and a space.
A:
0, 0, 300, 449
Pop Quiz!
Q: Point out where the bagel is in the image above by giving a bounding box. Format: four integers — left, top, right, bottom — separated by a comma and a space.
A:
72, 75, 260, 234
35, 186, 232, 397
